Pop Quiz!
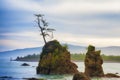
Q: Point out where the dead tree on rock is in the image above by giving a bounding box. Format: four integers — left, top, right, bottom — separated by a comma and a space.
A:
35, 14, 55, 44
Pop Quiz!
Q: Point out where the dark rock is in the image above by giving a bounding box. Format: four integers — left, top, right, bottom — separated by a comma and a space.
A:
21, 63, 30, 66
26, 78, 45, 80
115, 72, 119, 74
84, 45, 104, 77
0, 76, 12, 78
37, 40, 78, 74
105, 73, 120, 78
73, 72, 91, 80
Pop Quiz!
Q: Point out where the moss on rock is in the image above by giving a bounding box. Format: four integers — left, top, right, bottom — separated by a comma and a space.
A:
37, 40, 78, 74
84, 45, 104, 77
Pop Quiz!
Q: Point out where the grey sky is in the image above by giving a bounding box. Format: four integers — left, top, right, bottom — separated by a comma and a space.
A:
0, 0, 120, 51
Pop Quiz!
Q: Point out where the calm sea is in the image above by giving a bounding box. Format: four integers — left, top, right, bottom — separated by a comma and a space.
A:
0, 59, 120, 80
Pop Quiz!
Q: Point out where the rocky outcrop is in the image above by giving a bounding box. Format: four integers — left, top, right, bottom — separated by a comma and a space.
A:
84, 45, 104, 77
73, 72, 91, 80
37, 40, 78, 74
21, 63, 30, 66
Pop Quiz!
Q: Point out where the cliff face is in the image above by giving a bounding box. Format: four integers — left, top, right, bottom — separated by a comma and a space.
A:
84, 45, 104, 77
37, 40, 78, 74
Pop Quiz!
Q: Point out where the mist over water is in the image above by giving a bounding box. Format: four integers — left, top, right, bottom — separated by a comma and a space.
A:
0, 59, 120, 80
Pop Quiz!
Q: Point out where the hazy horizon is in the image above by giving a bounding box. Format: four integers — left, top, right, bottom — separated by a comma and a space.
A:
0, 44, 120, 53
0, 0, 120, 52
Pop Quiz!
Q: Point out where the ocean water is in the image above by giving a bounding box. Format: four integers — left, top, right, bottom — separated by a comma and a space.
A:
0, 59, 120, 80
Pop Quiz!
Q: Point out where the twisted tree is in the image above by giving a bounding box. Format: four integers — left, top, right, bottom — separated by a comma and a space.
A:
35, 14, 55, 44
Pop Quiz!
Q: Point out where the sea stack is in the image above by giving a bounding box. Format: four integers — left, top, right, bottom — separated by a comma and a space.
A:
84, 45, 104, 77
37, 40, 78, 74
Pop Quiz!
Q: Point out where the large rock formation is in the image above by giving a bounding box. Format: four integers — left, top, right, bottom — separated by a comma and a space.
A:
37, 40, 78, 74
84, 45, 104, 77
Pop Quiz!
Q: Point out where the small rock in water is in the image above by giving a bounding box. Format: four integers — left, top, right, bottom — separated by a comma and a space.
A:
105, 73, 120, 78
73, 72, 91, 80
115, 72, 119, 74
21, 63, 30, 66
27, 78, 44, 80
0, 76, 12, 78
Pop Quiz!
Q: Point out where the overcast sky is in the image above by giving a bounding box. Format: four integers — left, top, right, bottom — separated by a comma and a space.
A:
0, 0, 120, 52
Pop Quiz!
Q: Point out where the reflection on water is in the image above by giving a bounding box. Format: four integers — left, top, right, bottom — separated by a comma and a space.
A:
0, 59, 120, 80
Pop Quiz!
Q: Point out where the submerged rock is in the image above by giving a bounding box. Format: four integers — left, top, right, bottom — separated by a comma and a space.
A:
84, 45, 104, 77
37, 40, 78, 74
0, 76, 12, 79
25, 78, 45, 80
73, 72, 91, 80
105, 73, 120, 78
